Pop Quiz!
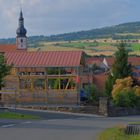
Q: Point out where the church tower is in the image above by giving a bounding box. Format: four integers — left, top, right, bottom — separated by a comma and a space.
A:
16, 10, 27, 50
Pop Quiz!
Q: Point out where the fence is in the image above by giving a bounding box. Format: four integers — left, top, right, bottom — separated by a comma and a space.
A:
1, 89, 79, 106
125, 124, 140, 135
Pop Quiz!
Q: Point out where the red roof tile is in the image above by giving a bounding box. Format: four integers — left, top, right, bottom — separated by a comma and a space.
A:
5, 51, 83, 67
0, 44, 17, 52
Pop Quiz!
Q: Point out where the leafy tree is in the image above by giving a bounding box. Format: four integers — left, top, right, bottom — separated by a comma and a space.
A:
112, 77, 133, 98
112, 76, 140, 107
105, 42, 132, 97
0, 54, 11, 99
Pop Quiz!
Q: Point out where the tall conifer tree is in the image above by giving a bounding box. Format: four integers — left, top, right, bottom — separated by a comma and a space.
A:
105, 42, 132, 97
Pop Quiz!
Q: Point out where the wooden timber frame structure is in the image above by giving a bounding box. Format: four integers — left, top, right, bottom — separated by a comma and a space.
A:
2, 51, 88, 105
17, 67, 80, 91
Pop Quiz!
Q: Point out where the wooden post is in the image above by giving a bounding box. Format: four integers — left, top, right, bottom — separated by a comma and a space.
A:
59, 68, 61, 90
17, 67, 20, 94
45, 68, 48, 103
76, 66, 80, 105
18, 77, 20, 93
31, 78, 34, 92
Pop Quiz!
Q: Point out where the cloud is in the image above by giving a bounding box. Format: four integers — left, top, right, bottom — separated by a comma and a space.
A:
0, 0, 140, 38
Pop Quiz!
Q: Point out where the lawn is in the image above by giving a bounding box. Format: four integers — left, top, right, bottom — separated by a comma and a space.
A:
0, 112, 40, 119
98, 126, 140, 140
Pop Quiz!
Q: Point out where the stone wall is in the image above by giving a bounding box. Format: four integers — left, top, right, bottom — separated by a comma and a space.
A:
108, 106, 140, 117
98, 97, 108, 116
98, 97, 140, 117
18, 105, 99, 114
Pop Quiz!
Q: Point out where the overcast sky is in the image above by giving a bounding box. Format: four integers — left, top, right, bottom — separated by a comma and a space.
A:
0, 0, 140, 38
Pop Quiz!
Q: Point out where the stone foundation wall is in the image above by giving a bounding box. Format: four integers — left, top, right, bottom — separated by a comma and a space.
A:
98, 97, 140, 117
18, 105, 99, 114
108, 106, 140, 117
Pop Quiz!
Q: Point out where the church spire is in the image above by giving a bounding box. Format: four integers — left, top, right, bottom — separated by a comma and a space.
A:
16, 10, 27, 37
16, 10, 27, 50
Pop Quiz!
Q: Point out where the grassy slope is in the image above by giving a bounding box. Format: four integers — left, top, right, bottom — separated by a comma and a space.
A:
0, 112, 40, 119
98, 126, 140, 140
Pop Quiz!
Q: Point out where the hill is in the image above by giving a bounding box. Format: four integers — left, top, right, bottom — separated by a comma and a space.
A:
1, 21, 140, 44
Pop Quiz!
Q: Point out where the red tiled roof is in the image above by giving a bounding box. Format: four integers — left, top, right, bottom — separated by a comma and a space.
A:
106, 57, 140, 66
86, 58, 102, 65
86, 57, 114, 66
128, 57, 140, 66
86, 57, 140, 66
0, 44, 17, 52
5, 51, 83, 67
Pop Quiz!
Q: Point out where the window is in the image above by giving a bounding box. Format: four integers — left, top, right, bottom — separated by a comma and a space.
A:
21, 39, 23, 43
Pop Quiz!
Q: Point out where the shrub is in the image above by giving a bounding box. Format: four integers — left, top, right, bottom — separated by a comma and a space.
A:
113, 90, 138, 107
85, 84, 99, 102
112, 77, 140, 107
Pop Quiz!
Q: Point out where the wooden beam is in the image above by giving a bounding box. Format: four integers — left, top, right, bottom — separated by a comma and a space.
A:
58, 68, 61, 90
31, 78, 34, 92
65, 78, 71, 89
18, 76, 20, 93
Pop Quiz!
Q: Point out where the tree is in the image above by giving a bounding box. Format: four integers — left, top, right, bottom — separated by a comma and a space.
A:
0, 54, 11, 100
111, 77, 140, 107
105, 42, 132, 97
105, 74, 114, 97
112, 42, 132, 80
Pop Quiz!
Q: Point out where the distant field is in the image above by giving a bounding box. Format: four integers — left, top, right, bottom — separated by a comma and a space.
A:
116, 33, 140, 36
28, 40, 140, 56
56, 41, 114, 48
131, 43, 140, 51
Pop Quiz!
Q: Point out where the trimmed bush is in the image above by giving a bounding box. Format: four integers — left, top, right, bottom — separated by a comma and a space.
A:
113, 90, 138, 107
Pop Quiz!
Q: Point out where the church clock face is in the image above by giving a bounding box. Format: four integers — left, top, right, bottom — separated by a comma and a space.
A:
17, 37, 27, 49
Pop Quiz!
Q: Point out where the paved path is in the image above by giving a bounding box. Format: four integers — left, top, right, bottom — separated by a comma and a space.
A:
0, 109, 140, 140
